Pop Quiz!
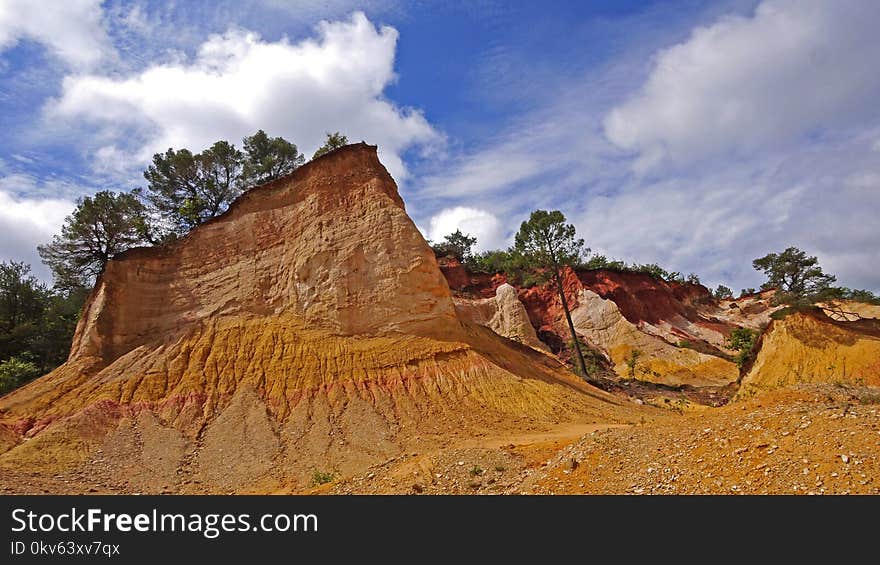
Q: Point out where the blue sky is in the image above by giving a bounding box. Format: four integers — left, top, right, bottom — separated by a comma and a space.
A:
1, 0, 878, 292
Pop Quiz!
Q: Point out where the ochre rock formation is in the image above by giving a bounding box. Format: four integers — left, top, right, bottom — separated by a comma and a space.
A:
570, 290, 739, 387
483, 269, 740, 387
454, 283, 548, 352
737, 311, 880, 399
0, 144, 633, 492
438, 257, 501, 297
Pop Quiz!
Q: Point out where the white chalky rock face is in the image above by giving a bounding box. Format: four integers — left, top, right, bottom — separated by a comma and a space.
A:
454, 283, 547, 352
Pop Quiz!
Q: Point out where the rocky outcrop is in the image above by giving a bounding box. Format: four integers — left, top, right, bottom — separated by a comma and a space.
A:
512, 270, 739, 386
68, 144, 459, 368
454, 283, 548, 351
0, 144, 633, 492
737, 311, 880, 399
438, 257, 501, 298
570, 290, 738, 387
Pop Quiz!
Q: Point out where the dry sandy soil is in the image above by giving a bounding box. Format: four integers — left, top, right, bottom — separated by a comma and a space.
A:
3, 384, 877, 495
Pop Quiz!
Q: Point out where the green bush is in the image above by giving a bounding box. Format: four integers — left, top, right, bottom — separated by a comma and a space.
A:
310, 470, 335, 486
0, 357, 41, 395
713, 285, 733, 299
726, 328, 758, 368
625, 349, 642, 379
465, 249, 514, 274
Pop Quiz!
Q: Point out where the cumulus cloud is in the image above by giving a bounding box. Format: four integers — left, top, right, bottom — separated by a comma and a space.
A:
414, 1, 880, 292
577, 131, 880, 292
604, 0, 880, 172
0, 0, 110, 68
426, 207, 507, 252
46, 12, 440, 183
0, 180, 75, 282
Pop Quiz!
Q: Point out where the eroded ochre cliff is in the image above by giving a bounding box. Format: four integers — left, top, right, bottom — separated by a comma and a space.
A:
737, 311, 880, 399
0, 144, 636, 493
451, 267, 743, 387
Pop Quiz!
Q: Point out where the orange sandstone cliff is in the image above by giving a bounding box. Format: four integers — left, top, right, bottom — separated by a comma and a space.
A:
0, 144, 634, 493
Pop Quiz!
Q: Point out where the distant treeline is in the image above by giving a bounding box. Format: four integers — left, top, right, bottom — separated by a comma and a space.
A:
430, 230, 880, 304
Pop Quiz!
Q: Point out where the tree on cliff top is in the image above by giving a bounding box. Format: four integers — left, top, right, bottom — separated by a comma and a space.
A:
143, 141, 244, 238
713, 284, 733, 299
240, 129, 305, 186
752, 247, 836, 304
312, 132, 348, 159
38, 190, 149, 290
431, 230, 477, 262
513, 210, 597, 385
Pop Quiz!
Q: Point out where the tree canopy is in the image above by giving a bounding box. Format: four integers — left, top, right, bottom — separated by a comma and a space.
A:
241, 129, 305, 186
752, 247, 836, 304
143, 141, 244, 237
431, 230, 477, 262
38, 190, 149, 289
714, 284, 733, 299
513, 210, 586, 278
0, 261, 86, 394
312, 132, 349, 159
143, 131, 307, 239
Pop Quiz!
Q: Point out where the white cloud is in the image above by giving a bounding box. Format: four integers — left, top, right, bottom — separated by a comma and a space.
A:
426, 207, 506, 252
0, 185, 75, 282
46, 11, 440, 183
604, 0, 880, 172
412, 2, 880, 292
0, 0, 109, 68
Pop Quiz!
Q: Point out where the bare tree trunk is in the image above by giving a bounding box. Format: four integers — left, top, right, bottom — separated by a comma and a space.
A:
554, 271, 593, 385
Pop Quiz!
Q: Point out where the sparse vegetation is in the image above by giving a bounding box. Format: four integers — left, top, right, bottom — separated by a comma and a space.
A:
469, 465, 483, 476
769, 304, 816, 321
312, 132, 349, 159
625, 349, 642, 379
726, 327, 759, 368
567, 338, 607, 380
713, 285, 733, 299
311, 470, 335, 486
431, 229, 477, 262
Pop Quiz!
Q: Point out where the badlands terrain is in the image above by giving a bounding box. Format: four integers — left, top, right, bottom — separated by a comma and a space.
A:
1, 144, 878, 494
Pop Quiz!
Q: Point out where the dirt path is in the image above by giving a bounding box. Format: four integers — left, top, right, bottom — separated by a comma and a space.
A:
463, 422, 632, 449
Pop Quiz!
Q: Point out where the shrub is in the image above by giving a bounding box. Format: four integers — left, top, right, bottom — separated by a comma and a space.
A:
713, 285, 734, 299
431, 229, 476, 262
625, 349, 642, 379
0, 357, 41, 395
726, 328, 758, 368
310, 470, 335, 486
